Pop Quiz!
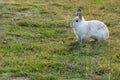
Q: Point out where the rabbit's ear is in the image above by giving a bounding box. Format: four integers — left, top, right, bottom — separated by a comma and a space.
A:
77, 9, 82, 19
78, 14, 82, 20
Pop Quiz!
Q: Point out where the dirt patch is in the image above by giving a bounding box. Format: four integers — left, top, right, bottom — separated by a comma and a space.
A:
12, 10, 34, 21
16, 10, 33, 17
6, 36, 31, 42
0, 30, 6, 38
0, 0, 3, 2
12, 77, 31, 80
0, 30, 5, 33
0, 0, 15, 3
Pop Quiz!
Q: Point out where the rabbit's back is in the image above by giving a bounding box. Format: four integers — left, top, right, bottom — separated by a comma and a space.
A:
87, 20, 109, 40
87, 20, 107, 30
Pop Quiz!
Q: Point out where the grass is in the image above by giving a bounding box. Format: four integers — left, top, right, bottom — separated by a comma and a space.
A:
0, 0, 120, 80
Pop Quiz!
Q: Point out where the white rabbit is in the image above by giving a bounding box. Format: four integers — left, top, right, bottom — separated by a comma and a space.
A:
71, 9, 109, 42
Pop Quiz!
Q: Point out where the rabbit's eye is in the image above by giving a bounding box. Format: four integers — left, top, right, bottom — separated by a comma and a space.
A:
76, 20, 78, 22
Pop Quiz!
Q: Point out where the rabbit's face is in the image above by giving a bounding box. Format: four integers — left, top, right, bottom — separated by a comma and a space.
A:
72, 17, 81, 28
72, 9, 85, 28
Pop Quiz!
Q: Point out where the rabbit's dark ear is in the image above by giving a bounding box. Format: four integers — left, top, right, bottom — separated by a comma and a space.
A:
77, 9, 81, 13
77, 9, 82, 19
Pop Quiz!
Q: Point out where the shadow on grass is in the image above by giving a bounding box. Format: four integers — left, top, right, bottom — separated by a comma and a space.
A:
67, 40, 109, 56
67, 41, 86, 52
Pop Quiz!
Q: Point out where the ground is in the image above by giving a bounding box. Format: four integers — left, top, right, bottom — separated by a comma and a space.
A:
0, 0, 120, 80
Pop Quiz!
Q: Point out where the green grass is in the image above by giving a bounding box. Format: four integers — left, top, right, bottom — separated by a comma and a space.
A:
0, 0, 120, 80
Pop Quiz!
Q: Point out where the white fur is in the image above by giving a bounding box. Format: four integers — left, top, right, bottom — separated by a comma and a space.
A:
72, 16, 109, 42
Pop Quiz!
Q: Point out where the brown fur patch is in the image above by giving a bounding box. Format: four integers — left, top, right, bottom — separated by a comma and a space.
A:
79, 14, 82, 20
